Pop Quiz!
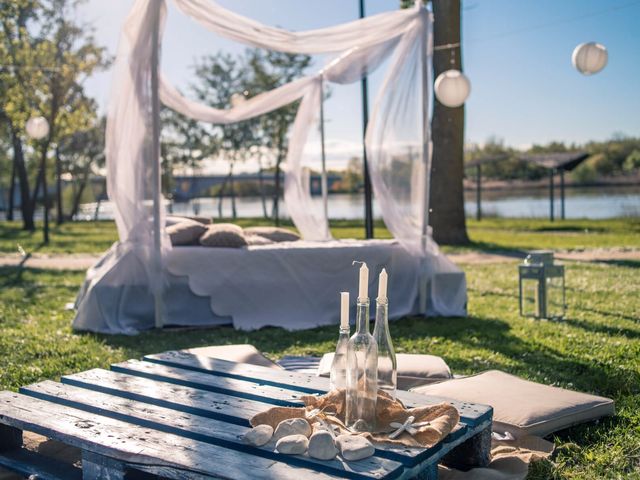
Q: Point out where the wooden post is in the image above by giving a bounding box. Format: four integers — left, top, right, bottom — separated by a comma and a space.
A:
359, 0, 374, 239
319, 77, 329, 226
150, 0, 164, 329
549, 169, 554, 222
560, 169, 565, 220
476, 164, 481, 221
419, 6, 430, 314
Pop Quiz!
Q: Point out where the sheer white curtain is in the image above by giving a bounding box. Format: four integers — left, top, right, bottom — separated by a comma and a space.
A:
105, 0, 434, 292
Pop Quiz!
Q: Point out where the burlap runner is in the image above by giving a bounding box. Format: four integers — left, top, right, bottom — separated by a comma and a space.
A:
250, 388, 459, 449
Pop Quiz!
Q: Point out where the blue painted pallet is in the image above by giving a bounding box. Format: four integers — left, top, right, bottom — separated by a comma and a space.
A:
0, 351, 492, 479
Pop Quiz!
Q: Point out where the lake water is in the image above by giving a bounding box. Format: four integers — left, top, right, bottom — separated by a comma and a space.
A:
74, 185, 640, 221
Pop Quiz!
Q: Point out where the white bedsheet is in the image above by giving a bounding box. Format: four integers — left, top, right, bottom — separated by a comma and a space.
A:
73, 239, 466, 334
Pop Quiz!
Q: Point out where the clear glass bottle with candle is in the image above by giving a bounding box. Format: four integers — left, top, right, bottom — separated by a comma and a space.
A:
330, 292, 350, 390
346, 262, 378, 432
373, 269, 397, 399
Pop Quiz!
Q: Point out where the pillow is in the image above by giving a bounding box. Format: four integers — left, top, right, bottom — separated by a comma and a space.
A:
183, 344, 282, 370
244, 226, 300, 243
167, 219, 208, 246
166, 215, 211, 227
410, 370, 615, 438
318, 353, 452, 390
199, 223, 248, 248
246, 234, 274, 246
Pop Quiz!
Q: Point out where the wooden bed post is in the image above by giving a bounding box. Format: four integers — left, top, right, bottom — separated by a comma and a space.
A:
150, 0, 164, 329
319, 76, 329, 229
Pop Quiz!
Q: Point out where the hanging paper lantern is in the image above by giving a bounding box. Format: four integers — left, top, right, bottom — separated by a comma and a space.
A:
434, 70, 471, 108
25, 116, 50, 140
572, 42, 608, 75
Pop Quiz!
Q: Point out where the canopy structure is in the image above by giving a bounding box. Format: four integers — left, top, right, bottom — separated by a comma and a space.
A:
73, 0, 468, 334
519, 151, 590, 221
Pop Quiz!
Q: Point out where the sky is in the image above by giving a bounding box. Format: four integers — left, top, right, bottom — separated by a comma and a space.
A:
77, 0, 640, 171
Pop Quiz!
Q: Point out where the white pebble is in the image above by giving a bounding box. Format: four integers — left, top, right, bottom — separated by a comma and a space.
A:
243, 424, 273, 447
273, 417, 311, 440
337, 434, 375, 461
276, 434, 309, 455
308, 430, 338, 460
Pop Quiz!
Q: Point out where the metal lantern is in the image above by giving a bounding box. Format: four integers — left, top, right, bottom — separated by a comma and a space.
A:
518, 251, 565, 319
434, 69, 471, 108
25, 116, 50, 140
572, 42, 608, 75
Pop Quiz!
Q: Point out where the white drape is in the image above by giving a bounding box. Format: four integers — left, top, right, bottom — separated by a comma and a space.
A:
105, 0, 437, 306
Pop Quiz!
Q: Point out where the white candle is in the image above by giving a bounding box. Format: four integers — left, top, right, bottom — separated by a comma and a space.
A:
340, 292, 349, 328
378, 268, 388, 302
358, 262, 369, 299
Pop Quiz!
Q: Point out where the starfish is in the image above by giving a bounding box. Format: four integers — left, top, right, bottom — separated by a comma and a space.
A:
389, 415, 432, 439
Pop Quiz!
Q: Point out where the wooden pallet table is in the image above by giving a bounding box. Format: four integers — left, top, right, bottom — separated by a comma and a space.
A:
0, 351, 492, 479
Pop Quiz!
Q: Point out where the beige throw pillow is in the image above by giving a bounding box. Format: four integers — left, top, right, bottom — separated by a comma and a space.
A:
245, 234, 274, 246
199, 223, 248, 248
244, 226, 300, 243
183, 344, 282, 370
318, 353, 452, 390
167, 219, 208, 246
166, 215, 211, 227
410, 370, 615, 438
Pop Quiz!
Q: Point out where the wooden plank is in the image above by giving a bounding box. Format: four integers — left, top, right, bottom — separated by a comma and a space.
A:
21, 380, 404, 480
0, 448, 82, 480
0, 391, 342, 480
108, 361, 444, 466
81, 450, 125, 480
145, 351, 493, 427
0, 425, 22, 451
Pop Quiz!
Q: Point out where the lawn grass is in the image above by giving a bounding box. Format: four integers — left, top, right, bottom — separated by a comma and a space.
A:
0, 259, 638, 478
1, 217, 639, 254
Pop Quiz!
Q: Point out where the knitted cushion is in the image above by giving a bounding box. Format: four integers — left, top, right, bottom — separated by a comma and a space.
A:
199, 223, 248, 248
167, 219, 208, 246
244, 226, 300, 243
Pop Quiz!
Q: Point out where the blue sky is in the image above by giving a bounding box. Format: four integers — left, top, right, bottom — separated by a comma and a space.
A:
79, 0, 640, 164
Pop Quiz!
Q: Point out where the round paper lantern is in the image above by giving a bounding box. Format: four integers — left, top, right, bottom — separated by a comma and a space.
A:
572, 42, 608, 75
25, 116, 50, 140
434, 70, 471, 108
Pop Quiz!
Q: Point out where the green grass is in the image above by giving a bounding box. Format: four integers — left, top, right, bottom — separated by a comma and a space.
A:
0, 258, 639, 478
1, 217, 639, 254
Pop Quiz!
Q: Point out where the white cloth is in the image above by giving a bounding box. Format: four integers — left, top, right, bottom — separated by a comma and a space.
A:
73, 239, 466, 334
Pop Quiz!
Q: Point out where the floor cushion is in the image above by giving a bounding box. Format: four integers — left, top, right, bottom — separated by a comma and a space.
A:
410, 370, 615, 438
245, 234, 275, 246
166, 215, 211, 227
199, 223, 248, 248
318, 352, 452, 390
244, 226, 300, 242
183, 344, 282, 370
167, 219, 208, 246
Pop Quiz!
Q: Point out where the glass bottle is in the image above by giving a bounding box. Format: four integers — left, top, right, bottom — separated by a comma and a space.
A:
373, 296, 397, 399
345, 297, 378, 432
330, 325, 350, 390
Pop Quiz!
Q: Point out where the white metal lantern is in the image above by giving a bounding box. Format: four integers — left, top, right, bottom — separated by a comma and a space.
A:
572, 42, 608, 75
434, 70, 471, 108
26, 116, 50, 140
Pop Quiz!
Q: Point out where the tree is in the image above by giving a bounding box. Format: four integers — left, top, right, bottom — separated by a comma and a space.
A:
0, 0, 108, 239
192, 53, 259, 219
247, 49, 311, 225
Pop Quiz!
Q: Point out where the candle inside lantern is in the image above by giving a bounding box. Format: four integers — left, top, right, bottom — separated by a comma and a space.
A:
340, 292, 349, 328
355, 261, 369, 299
377, 268, 388, 302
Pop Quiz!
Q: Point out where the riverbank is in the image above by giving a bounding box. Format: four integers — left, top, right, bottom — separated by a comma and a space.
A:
462, 172, 640, 191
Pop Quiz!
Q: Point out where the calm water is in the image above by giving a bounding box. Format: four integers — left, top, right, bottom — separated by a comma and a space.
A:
74, 185, 640, 221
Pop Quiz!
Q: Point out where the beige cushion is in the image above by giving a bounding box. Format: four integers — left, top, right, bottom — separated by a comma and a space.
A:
318, 353, 452, 390
246, 234, 274, 246
183, 344, 282, 370
244, 226, 300, 243
166, 215, 211, 227
410, 370, 615, 438
199, 223, 248, 248
167, 219, 208, 246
